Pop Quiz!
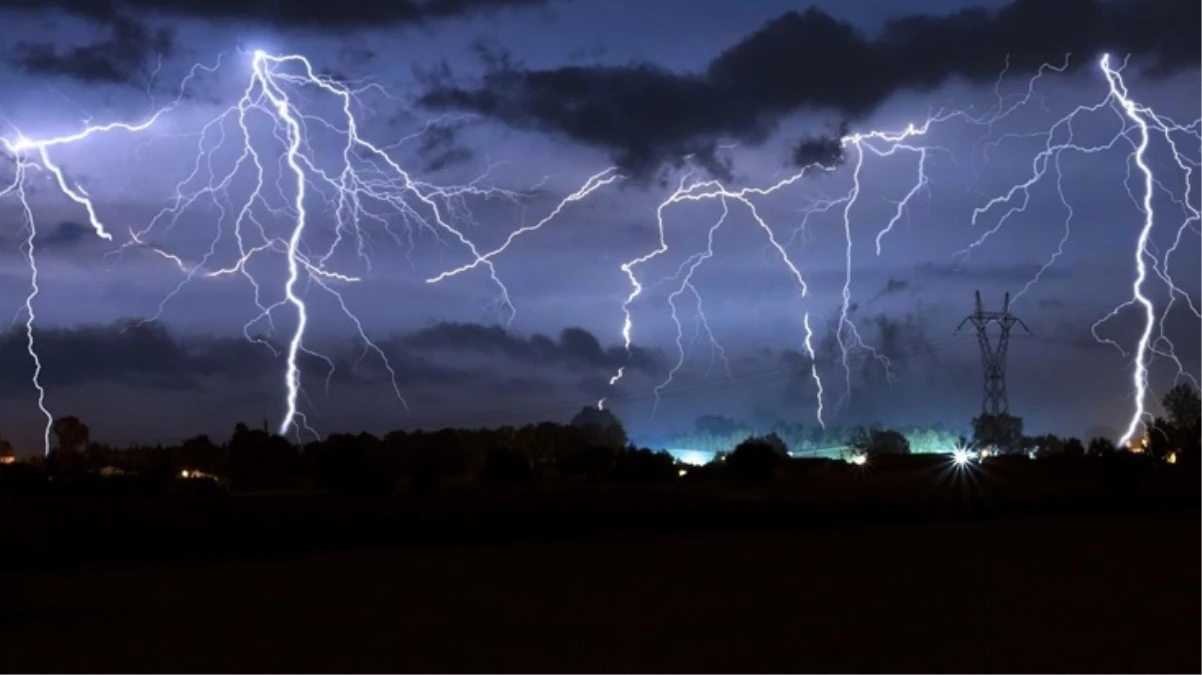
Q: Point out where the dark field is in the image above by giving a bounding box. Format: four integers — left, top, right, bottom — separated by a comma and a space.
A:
2, 457, 1198, 672
2, 452, 1197, 568
1, 512, 1198, 672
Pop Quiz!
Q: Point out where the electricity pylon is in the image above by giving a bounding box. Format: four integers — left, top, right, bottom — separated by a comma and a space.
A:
955, 291, 1031, 416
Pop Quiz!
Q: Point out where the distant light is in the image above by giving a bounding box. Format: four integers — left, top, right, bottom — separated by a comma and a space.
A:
952, 449, 971, 467
677, 468, 688, 477
180, 469, 190, 478
850, 453, 868, 466
667, 449, 712, 466
1166, 451, 1177, 465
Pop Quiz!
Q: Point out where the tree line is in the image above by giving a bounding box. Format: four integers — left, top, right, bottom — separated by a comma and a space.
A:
2, 384, 1196, 495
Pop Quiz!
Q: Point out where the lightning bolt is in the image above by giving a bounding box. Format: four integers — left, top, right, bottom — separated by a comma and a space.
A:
652, 194, 731, 415
803, 312, 824, 428
0, 153, 52, 454
1096, 54, 1199, 447
1, 48, 618, 451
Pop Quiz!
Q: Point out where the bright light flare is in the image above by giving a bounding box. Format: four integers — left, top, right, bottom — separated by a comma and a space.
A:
952, 448, 972, 467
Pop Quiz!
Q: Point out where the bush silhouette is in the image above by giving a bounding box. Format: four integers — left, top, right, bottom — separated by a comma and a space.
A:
313, 434, 393, 497
480, 448, 533, 485
726, 437, 781, 483
558, 444, 616, 480
612, 448, 676, 483
411, 458, 445, 495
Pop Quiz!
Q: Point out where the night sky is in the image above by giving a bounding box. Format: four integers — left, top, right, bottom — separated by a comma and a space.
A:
0, 0, 1198, 451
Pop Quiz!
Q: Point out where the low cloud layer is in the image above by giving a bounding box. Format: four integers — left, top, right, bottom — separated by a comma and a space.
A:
7, 13, 173, 85
0, 318, 658, 394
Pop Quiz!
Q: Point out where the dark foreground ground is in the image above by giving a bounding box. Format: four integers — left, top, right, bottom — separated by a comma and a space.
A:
1, 511, 1198, 672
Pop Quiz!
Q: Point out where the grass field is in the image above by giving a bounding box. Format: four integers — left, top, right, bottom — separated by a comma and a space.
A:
1, 512, 1197, 672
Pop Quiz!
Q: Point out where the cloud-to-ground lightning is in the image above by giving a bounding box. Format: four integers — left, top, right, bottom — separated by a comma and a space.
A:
0, 157, 53, 454
1095, 54, 1200, 446
1, 48, 619, 452
1099, 54, 1156, 448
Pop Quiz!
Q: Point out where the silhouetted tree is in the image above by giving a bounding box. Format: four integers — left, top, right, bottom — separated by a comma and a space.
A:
228, 422, 303, 492
849, 427, 910, 458
0, 436, 13, 464
1030, 434, 1065, 457
726, 436, 781, 483
52, 416, 89, 454
411, 459, 443, 495
558, 443, 616, 480
971, 413, 1024, 454
480, 447, 533, 485
1162, 383, 1200, 433
612, 447, 676, 483
1148, 383, 1202, 466
761, 432, 789, 456
1088, 436, 1117, 457
1062, 437, 1086, 458
314, 433, 392, 496
1145, 417, 1176, 461
181, 435, 215, 454
570, 406, 628, 450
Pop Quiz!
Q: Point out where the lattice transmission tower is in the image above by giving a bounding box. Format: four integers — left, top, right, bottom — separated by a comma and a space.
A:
955, 291, 1031, 416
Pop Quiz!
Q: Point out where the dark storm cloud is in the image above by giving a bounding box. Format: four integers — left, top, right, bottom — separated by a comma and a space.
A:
420, 0, 1200, 178
7, 13, 173, 84
792, 121, 851, 167
415, 119, 477, 173
869, 277, 911, 304
0, 319, 653, 395
0, 221, 95, 251
0, 320, 259, 392
0, 0, 558, 28
400, 322, 660, 375
35, 221, 92, 249
0, 0, 558, 85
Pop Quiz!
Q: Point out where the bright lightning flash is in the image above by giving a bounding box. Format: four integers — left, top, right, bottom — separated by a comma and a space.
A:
1097, 55, 1200, 446
1, 49, 617, 452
